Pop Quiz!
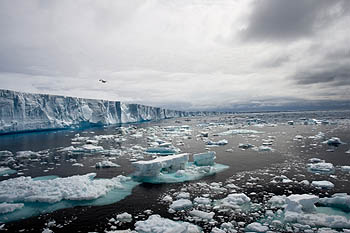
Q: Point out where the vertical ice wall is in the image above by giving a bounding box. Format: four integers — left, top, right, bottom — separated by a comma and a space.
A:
0, 89, 189, 134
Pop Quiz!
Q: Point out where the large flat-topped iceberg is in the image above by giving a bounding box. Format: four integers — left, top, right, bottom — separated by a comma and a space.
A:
0, 89, 189, 134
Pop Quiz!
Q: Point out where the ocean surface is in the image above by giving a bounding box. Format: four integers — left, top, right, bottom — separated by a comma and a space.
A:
1, 110, 350, 232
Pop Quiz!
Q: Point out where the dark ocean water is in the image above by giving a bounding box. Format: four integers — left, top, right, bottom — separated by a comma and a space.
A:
1, 110, 350, 232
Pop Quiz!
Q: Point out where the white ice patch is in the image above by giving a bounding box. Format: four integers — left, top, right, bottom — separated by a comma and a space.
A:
307, 162, 334, 174
170, 199, 193, 211
206, 139, 228, 146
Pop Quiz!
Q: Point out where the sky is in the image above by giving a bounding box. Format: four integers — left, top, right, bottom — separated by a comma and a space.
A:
0, 0, 349, 111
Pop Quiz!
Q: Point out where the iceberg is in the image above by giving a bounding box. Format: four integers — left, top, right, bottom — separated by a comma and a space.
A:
193, 151, 216, 166
132, 153, 189, 177
0, 89, 189, 135
132, 153, 228, 183
0, 173, 139, 223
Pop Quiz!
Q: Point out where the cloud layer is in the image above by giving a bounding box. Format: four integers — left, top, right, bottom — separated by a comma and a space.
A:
0, 0, 349, 111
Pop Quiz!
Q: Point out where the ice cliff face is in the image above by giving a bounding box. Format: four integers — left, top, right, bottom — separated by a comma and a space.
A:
0, 89, 189, 134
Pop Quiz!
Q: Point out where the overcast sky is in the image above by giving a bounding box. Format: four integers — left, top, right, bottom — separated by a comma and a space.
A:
0, 0, 349, 111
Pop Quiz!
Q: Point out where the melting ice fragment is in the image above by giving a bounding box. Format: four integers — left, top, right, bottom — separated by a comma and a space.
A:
311, 181, 334, 189
307, 162, 334, 174
206, 139, 228, 146
95, 160, 120, 168
322, 137, 345, 146
218, 129, 263, 136
145, 147, 178, 155
0, 173, 138, 223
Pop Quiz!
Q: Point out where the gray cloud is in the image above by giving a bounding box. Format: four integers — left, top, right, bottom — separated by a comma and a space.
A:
293, 64, 350, 86
242, 0, 350, 41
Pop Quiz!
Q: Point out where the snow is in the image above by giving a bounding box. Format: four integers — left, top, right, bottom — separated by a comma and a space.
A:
132, 153, 189, 177
0, 89, 189, 134
193, 151, 216, 166
170, 199, 193, 211
311, 181, 335, 189
0, 202, 24, 214
95, 160, 120, 168
134, 214, 200, 233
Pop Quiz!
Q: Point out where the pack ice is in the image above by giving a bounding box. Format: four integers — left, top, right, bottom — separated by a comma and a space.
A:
0, 89, 189, 134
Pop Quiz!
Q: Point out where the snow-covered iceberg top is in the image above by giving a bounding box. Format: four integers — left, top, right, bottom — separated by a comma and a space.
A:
0, 173, 139, 223
0, 89, 190, 135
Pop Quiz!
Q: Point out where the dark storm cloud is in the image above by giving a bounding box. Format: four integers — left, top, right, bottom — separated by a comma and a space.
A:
243, 0, 350, 41
293, 64, 350, 86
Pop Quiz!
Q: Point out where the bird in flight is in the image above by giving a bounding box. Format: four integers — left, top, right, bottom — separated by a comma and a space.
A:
99, 79, 107, 83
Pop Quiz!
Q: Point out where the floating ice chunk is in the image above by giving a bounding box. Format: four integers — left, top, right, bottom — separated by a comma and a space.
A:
211, 227, 226, 233
271, 175, 293, 183
0, 151, 13, 157
189, 209, 215, 220
75, 144, 104, 153
162, 195, 173, 202
311, 181, 334, 189
0, 173, 131, 203
170, 199, 193, 211
42, 228, 53, 233
268, 195, 287, 208
16, 151, 41, 158
322, 137, 345, 146
245, 222, 269, 232
309, 132, 325, 140
95, 161, 120, 168
346, 149, 350, 154
206, 140, 228, 146
238, 143, 254, 149
72, 163, 84, 167
253, 146, 274, 152
0, 173, 138, 223
0, 202, 24, 214
145, 147, 178, 155
194, 197, 211, 205
308, 158, 325, 163
0, 167, 16, 176
307, 162, 334, 174
176, 192, 190, 199
294, 135, 304, 140
193, 151, 216, 166
117, 212, 132, 223
134, 214, 200, 233
341, 166, 350, 172
218, 129, 263, 136
319, 193, 350, 212
132, 153, 189, 177
285, 194, 319, 213
57, 146, 77, 152
221, 193, 251, 209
